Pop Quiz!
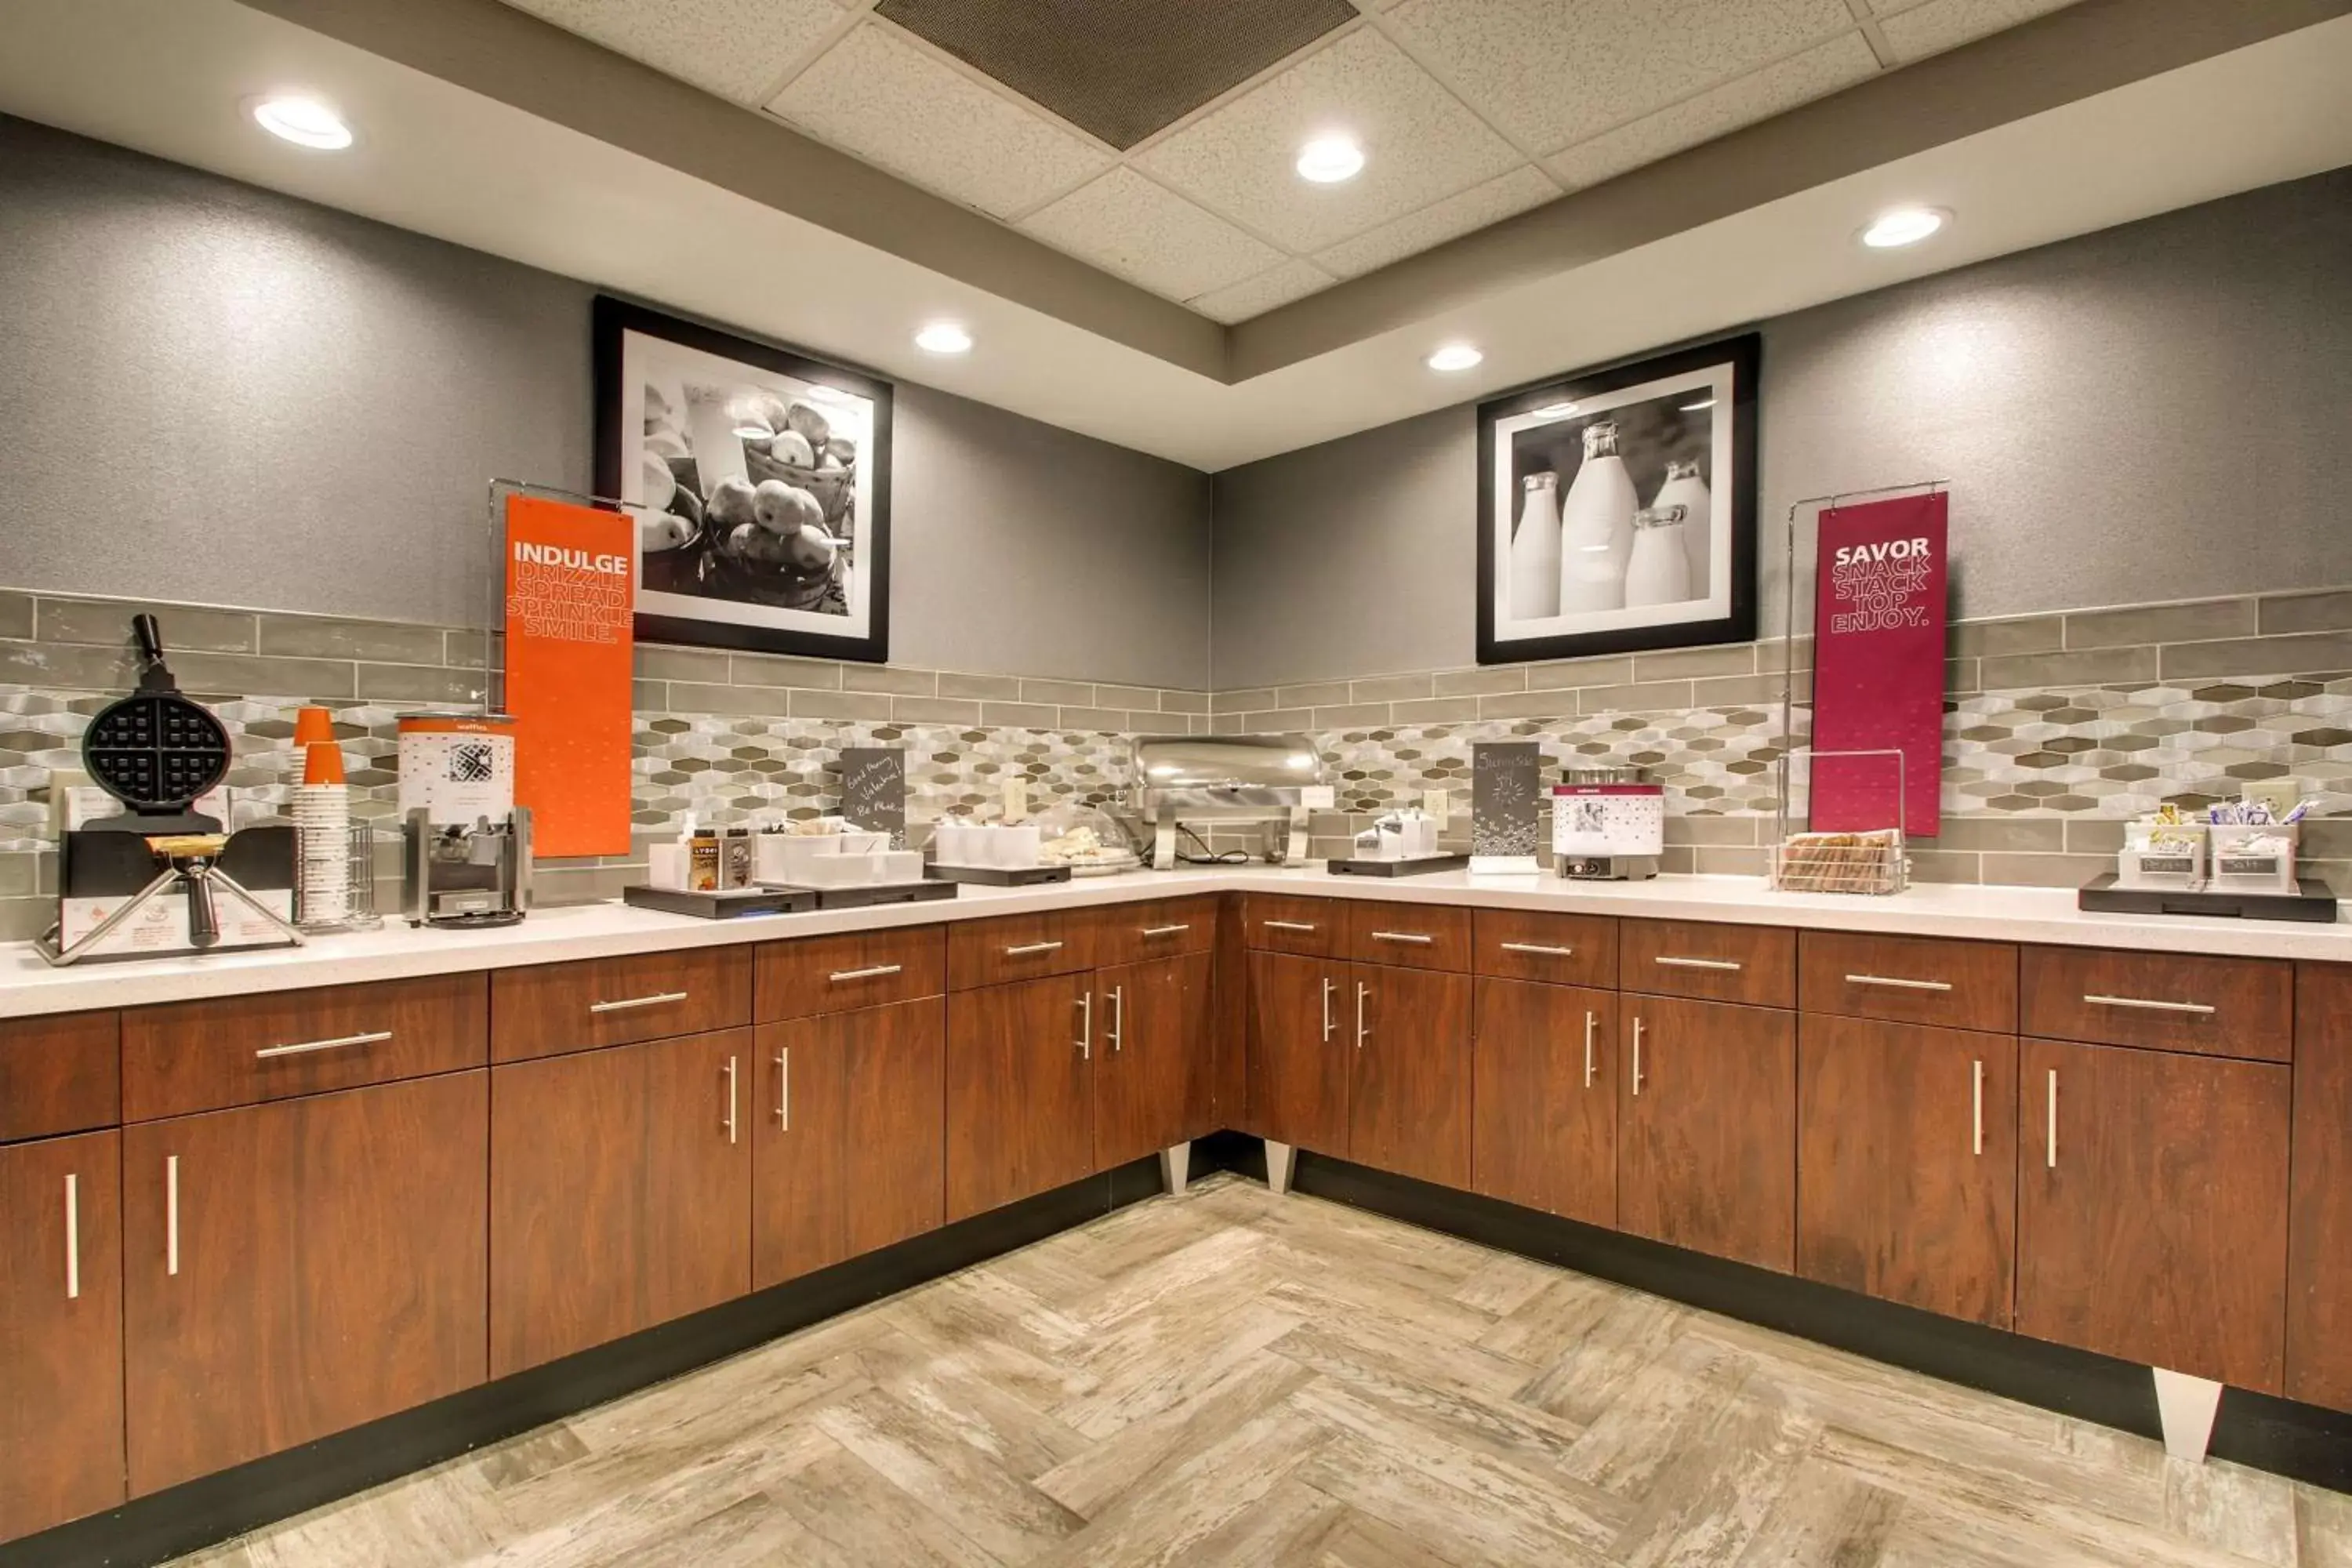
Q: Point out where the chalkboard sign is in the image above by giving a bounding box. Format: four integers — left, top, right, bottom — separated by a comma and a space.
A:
840, 748, 906, 849
1471, 742, 1541, 874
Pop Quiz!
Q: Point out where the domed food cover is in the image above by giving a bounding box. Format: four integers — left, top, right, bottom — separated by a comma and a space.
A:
1033, 802, 1140, 876
1127, 734, 1326, 869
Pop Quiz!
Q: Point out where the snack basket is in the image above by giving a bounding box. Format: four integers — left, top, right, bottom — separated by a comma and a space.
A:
1769, 747, 1912, 896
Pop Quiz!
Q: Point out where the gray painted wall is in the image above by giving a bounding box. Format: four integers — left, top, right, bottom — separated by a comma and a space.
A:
0, 116, 1211, 690
1212, 167, 2352, 689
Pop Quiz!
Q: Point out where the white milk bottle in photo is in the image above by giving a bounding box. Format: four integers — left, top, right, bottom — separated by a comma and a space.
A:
1507, 470, 1563, 619
1622, 504, 1692, 607
1559, 420, 1637, 612
1651, 458, 1711, 599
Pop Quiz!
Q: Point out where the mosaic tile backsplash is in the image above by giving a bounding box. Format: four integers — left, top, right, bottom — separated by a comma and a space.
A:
1, 583, 2349, 938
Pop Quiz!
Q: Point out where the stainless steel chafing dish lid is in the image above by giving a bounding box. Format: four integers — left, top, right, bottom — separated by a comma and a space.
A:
1128, 735, 1324, 814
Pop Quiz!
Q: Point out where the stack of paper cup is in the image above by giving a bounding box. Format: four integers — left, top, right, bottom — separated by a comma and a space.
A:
293, 783, 351, 928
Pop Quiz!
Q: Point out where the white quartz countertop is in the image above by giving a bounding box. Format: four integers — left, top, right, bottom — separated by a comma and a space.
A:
0, 866, 2340, 1019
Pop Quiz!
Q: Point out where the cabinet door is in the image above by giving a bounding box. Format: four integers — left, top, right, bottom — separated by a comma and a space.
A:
490, 1030, 753, 1377
123, 1074, 488, 1496
2018, 1037, 2288, 1391
946, 975, 1094, 1222
1096, 953, 1211, 1170
2292, 963, 2352, 1410
1797, 1015, 2017, 1327
1247, 951, 1348, 1156
1, 1131, 123, 1544
1350, 964, 1472, 1189
1618, 995, 1795, 1272
753, 1000, 945, 1290
1472, 979, 1616, 1228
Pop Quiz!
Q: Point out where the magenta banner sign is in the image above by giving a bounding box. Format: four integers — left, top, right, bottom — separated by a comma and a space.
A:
1811, 491, 1949, 838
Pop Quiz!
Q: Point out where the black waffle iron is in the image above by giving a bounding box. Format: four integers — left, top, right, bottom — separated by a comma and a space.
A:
81, 614, 233, 835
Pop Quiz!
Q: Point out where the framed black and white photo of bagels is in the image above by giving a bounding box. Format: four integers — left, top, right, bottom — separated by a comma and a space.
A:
594, 296, 893, 663
1475, 332, 1757, 666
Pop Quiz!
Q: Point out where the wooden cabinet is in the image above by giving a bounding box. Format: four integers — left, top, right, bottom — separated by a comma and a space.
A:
1342, 902, 1472, 972
756, 927, 945, 1021
1621, 920, 1795, 1008
1472, 909, 1617, 989
491, 947, 751, 1063
1246, 951, 1350, 1155
753, 999, 944, 1290
1242, 894, 1341, 958
1472, 979, 1616, 1227
489, 1031, 752, 1377
1348, 964, 1472, 1189
947, 911, 1097, 990
2016, 1037, 2289, 1392
122, 973, 486, 1122
1, 1131, 123, 1544
1798, 931, 2016, 1033
2292, 963, 2352, 1410
2020, 946, 2290, 1062
946, 974, 1095, 1221
0, 1011, 118, 1144
1797, 1015, 2017, 1327
1617, 995, 1795, 1272
122, 1074, 488, 1495
1094, 953, 1213, 1169
1094, 896, 1218, 967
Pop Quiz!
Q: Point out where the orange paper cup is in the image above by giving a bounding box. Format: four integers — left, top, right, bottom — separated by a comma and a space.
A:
293, 706, 336, 747
303, 740, 347, 786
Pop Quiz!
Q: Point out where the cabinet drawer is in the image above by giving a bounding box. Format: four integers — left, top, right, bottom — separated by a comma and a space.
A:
2020, 946, 2290, 1062
1473, 909, 1617, 988
1344, 902, 1472, 971
757, 926, 945, 1021
1621, 920, 1795, 1008
948, 911, 1098, 991
0, 1010, 120, 1142
1799, 931, 2017, 1033
122, 974, 487, 1122
1094, 896, 1218, 967
1243, 894, 1341, 957
492, 947, 751, 1063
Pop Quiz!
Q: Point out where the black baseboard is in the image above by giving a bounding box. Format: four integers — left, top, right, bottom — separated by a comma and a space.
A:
2, 1156, 1170, 1568
1269, 1145, 2352, 1494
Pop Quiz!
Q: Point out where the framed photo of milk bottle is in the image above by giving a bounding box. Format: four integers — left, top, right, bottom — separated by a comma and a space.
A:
1475, 333, 1757, 666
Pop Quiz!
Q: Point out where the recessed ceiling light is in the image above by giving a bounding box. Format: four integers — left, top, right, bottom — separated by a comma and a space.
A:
1427, 344, 1483, 372
1679, 397, 1716, 412
1860, 206, 1948, 249
915, 321, 972, 354
1295, 136, 1365, 184
249, 95, 353, 151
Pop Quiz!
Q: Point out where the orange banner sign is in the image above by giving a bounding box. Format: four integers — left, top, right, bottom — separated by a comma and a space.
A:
503, 493, 635, 857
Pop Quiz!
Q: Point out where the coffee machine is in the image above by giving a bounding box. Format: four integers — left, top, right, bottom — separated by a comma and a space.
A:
404, 808, 532, 927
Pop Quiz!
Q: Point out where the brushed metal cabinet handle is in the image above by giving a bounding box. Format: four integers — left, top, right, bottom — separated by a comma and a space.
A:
591, 990, 689, 1014
1139, 924, 1192, 938
1501, 942, 1574, 957
1262, 920, 1317, 932
1583, 1012, 1596, 1089
2082, 993, 2215, 1016
1632, 1018, 1646, 1096
2046, 1069, 2058, 1169
829, 964, 902, 982
1972, 1058, 1984, 1156
1355, 982, 1369, 1051
255, 1029, 393, 1060
1076, 992, 1092, 1060
64, 1173, 80, 1301
1655, 956, 1741, 972
1007, 941, 1065, 956
1109, 985, 1124, 1053
1846, 973, 1952, 993
1320, 977, 1335, 1042
725, 1056, 739, 1145
776, 1048, 789, 1131
1370, 931, 1436, 946
165, 1155, 180, 1277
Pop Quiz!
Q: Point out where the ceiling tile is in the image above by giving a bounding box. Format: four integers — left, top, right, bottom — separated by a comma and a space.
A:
503, 0, 848, 104
1879, 0, 2083, 62
1312, 164, 1556, 277
1020, 168, 1288, 301
1189, 258, 1336, 323
1135, 27, 1523, 254
767, 22, 1111, 219
1384, 0, 1856, 154
1548, 32, 1879, 191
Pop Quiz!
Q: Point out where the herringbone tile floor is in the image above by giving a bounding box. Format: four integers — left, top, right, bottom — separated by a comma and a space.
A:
180, 1174, 2352, 1567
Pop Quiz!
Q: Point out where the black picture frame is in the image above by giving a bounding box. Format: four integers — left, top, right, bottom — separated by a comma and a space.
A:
1475, 332, 1758, 666
593, 296, 894, 663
